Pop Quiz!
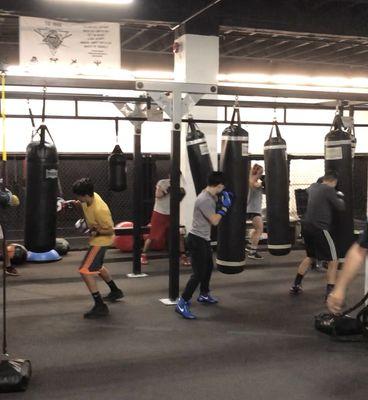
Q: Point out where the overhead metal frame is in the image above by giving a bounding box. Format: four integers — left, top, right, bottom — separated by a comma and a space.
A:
4, 14, 368, 71
4, 75, 368, 127
5, 75, 368, 103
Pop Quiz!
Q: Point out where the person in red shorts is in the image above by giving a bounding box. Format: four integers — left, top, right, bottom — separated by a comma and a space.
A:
141, 177, 190, 266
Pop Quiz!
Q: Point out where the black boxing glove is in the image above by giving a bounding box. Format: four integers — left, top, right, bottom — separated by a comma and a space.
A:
179, 187, 186, 202
260, 175, 266, 190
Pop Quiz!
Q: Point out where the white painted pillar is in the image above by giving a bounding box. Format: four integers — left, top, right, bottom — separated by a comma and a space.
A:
174, 33, 219, 231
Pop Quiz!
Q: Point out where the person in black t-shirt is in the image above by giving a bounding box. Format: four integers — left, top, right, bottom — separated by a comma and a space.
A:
327, 226, 368, 314
289, 173, 345, 299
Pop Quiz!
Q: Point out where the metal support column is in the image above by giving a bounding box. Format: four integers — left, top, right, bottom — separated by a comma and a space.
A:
168, 91, 182, 301
132, 125, 143, 276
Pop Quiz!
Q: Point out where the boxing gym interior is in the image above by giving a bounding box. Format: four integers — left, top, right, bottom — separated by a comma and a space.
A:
0, 0, 368, 398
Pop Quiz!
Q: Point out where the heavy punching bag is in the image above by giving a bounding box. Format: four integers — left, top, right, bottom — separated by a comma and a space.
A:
216, 107, 249, 274
24, 124, 58, 253
264, 121, 291, 255
108, 119, 127, 192
186, 117, 213, 195
325, 114, 354, 259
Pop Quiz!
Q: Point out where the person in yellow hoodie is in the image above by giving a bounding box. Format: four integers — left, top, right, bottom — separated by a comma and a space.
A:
72, 178, 123, 319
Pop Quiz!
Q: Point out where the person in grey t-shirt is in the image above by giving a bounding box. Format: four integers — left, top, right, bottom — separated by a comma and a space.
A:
289, 173, 345, 299
175, 171, 232, 320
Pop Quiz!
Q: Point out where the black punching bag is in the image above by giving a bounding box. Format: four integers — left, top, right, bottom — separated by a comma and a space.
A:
108, 144, 127, 192
24, 124, 58, 252
186, 118, 213, 195
108, 119, 127, 192
264, 122, 291, 255
216, 107, 249, 274
325, 114, 354, 259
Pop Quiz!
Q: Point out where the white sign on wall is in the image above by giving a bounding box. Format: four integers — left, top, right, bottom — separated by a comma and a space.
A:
19, 16, 121, 71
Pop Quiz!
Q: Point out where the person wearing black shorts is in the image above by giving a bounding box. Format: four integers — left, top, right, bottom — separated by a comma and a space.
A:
246, 163, 265, 260
289, 173, 345, 299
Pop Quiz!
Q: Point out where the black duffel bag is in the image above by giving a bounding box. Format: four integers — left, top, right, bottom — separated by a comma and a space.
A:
315, 292, 368, 341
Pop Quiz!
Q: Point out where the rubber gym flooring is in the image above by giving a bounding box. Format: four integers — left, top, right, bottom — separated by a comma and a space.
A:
1, 249, 367, 400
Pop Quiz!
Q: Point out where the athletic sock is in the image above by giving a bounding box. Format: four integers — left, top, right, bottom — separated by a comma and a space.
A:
326, 284, 335, 294
106, 280, 118, 292
91, 291, 104, 305
294, 273, 304, 286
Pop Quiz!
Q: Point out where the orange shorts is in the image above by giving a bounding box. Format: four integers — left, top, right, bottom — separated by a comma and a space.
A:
79, 246, 108, 275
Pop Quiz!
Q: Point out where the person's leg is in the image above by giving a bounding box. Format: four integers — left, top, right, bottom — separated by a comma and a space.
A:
81, 273, 98, 294
142, 212, 168, 264
100, 266, 124, 302
290, 224, 315, 294
320, 229, 338, 299
180, 232, 191, 266
248, 215, 263, 259
176, 235, 206, 319
142, 238, 151, 253
141, 238, 151, 265
79, 246, 109, 318
290, 256, 313, 293
325, 260, 339, 298
80, 272, 109, 318
181, 237, 205, 301
141, 211, 157, 264
198, 244, 217, 304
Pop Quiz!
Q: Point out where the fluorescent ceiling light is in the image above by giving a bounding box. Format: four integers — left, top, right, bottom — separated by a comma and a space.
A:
218, 72, 368, 91
6, 65, 368, 94
51, 0, 134, 4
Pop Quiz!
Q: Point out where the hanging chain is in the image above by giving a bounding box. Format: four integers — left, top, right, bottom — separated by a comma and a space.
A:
1, 72, 6, 162
273, 100, 277, 122
234, 95, 239, 109
115, 118, 119, 144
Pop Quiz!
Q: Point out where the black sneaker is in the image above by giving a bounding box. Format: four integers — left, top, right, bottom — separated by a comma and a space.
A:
289, 284, 303, 295
247, 252, 263, 260
5, 267, 20, 276
84, 303, 109, 319
103, 289, 124, 302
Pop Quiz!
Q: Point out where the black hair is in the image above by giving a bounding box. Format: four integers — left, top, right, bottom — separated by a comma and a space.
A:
322, 171, 338, 182
207, 171, 226, 187
72, 178, 94, 196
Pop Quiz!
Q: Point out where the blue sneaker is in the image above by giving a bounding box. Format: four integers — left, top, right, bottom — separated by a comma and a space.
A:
175, 297, 196, 319
197, 293, 218, 304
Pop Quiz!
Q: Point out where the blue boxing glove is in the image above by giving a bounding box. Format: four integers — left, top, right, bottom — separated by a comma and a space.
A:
216, 191, 233, 216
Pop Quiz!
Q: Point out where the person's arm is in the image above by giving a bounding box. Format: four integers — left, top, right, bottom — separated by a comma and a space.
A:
208, 213, 222, 226
91, 209, 114, 236
91, 225, 114, 236
155, 184, 168, 198
249, 176, 262, 189
198, 201, 222, 226
327, 188, 345, 211
198, 192, 232, 226
327, 243, 367, 314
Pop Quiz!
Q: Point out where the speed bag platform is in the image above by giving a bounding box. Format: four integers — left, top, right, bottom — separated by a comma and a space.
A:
0, 359, 32, 393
